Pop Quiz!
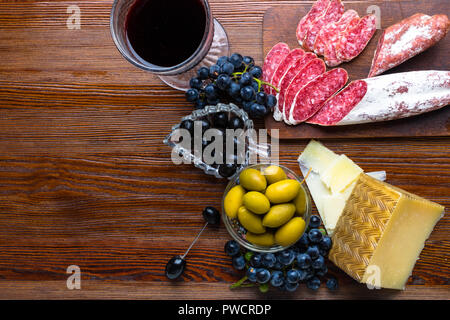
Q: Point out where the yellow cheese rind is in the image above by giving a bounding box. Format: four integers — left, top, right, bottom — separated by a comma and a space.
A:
321, 155, 363, 194
329, 173, 444, 290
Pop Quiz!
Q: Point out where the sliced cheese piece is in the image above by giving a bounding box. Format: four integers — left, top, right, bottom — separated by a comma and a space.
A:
299, 166, 328, 217
321, 181, 356, 234
322, 195, 346, 234
329, 173, 444, 290
321, 154, 363, 193
298, 140, 339, 175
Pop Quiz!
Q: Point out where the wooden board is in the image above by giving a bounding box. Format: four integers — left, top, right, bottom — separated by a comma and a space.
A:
263, 0, 450, 139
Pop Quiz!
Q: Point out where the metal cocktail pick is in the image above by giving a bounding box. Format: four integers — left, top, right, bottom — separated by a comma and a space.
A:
165, 206, 221, 280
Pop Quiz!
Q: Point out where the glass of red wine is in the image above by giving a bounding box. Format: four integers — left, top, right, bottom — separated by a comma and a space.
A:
110, 0, 229, 91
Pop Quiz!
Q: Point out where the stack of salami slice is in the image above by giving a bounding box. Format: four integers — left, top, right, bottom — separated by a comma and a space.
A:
264, 42, 349, 125
263, 1, 450, 127
264, 41, 450, 126
297, 0, 376, 67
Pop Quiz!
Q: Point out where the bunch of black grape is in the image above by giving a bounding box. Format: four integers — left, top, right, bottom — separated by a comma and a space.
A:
185, 53, 277, 119
224, 214, 338, 293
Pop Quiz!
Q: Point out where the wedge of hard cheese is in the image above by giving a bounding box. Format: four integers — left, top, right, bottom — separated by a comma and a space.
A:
329, 173, 444, 290
298, 140, 386, 234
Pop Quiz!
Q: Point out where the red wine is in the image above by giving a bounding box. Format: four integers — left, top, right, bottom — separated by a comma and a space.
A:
126, 0, 207, 67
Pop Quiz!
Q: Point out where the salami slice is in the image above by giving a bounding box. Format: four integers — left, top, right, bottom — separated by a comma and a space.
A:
275, 52, 317, 122
269, 48, 305, 97
304, 0, 344, 51
368, 14, 450, 77
314, 9, 359, 56
309, 71, 450, 126
262, 43, 290, 93
307, 80, 367, 125
289, 68, 348, 125
324, 16, 360, 66
282, 58, 326, 124
296, 0, 331, 46
335, 14, 377, 62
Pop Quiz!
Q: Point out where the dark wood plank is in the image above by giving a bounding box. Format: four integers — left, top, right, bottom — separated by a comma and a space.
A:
1, 280, 450, 300
0, 0, 448, 299
263, 0, 450, 139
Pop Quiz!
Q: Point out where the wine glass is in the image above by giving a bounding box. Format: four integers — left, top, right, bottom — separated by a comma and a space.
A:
110, 0, 230, 91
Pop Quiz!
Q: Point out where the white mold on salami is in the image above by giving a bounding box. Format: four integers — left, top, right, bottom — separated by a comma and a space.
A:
336, 71, 450, 125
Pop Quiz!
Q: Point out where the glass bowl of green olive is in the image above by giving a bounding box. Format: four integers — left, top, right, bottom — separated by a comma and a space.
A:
222, 163, 312, 253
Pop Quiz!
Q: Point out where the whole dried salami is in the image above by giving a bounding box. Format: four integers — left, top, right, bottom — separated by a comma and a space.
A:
262, 43, 290, 93
296, 0, 331, 46
335, 14, 377, 62
289, 68, 348, 125
303, 0, 344, 51
282, 58, 326, 124
368, 13, 450, 77
309, 71, 450, 126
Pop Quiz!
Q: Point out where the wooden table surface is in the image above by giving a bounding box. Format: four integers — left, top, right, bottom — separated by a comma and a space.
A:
0, 0, 448, 300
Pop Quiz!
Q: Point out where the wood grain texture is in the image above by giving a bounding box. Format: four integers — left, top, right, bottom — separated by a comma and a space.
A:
263, 0, 450, 139
0, 0, 448, 299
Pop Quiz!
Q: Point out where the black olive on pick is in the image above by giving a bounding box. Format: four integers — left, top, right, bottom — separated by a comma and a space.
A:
202, 206, 220, 225
165, 255, 186, 280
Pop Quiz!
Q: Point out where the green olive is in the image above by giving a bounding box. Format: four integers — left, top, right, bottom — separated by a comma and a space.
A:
274, 217, 306, 247
246, 231, 275, 247
237, 206, 266, 234
265, 179, 301, 204
239, 168, 267, 192
224, 185, 245, 219
262, 203, 296, 228
243, 191, 271, 214
263, 165, 287, 185
293, 187, 307, 216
